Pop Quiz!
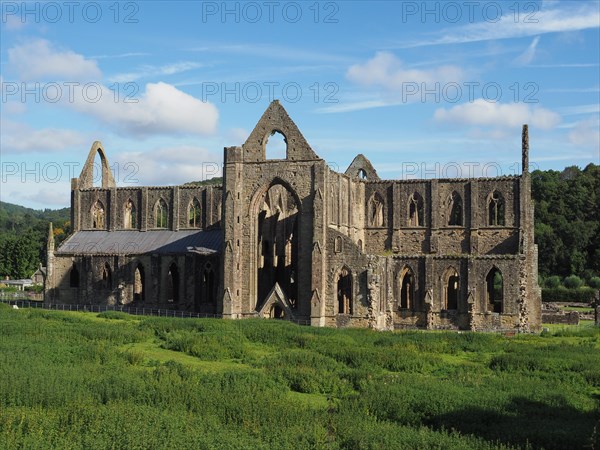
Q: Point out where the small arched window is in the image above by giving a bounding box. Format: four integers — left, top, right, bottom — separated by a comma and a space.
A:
188, 198, 201, 228
443, 267, 459, 310
92, 200, 105, 229
124, 199, 136, 229
358, 169, 367, 180
203, 264, 215, 304
69, 263, 79, 288
265, 130, 288, 159
486, 267, 504, 313
155, 199, 168, 228
167, 262, 179, 303
102, 263, 112, 290
368, 193, 384, 227
488, 191, 505, 226
134, 263, 144, 303
334, 236, 343, 253
337, 267, 353, 315
399, 267, 415, 309
448, 192, 463, 226
408, 192, 424, 227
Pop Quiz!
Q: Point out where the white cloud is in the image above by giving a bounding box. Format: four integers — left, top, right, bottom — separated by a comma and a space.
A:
347, 52, 465, 90
568, 118, 600, 149
109, 62, 204, 83
434, 99, 561, 130
114, 145, 222, 186
558, 104, 600, 116
7, 39, 101, 81
4, 14, 26, 31
0, 120, 87, 154
8, 187, 71, 208
514, 36, 540, 65
67, 82, 219, 137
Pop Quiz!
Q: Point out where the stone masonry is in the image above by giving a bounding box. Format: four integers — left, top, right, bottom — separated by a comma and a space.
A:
46, 101, 542, 331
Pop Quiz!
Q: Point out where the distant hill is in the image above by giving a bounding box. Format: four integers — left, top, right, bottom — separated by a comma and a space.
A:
183, 177, 223, 187
0, 202, 71, 279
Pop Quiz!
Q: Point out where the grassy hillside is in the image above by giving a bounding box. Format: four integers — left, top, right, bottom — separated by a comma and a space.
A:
0, 306, 598, 449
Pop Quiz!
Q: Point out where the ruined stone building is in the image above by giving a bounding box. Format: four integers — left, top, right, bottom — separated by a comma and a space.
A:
46, 101, 542, 331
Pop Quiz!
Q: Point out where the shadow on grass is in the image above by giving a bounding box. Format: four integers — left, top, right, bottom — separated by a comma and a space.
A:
428, 395, 600, 450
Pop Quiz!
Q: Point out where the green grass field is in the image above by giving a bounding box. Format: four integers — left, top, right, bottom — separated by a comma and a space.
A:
0, 304, 598, 449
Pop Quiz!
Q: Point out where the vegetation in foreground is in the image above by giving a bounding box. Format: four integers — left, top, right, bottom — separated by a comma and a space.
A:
0, 306, 598, 449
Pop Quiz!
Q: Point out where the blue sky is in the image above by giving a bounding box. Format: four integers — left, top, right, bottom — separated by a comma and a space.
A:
1, 0, 599, 209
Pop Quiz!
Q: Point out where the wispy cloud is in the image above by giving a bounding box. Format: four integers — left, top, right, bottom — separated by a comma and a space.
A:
558, 104, 600, 116
7, 39, 101, 81
109, 62, 205, 83
514, 36, 540, 65
396, 3, 599, 48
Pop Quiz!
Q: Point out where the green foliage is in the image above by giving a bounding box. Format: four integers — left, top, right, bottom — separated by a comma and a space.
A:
589, 277, 600, 289
0, 201, 70, 279
183, 177, 223, 187
564, 275, 584, 289
542, 287, 597, 303
532, 164, 600, 279
545, 275, 562, 288
1, 310, 598, 449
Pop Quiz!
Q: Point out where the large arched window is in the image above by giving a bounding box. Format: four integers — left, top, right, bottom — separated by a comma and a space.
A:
486, 267, 504, 313
337, 267, 353, 315
69, 263, 79, 288
443, 267, 459, 310
448, 191, 463, 226
188, 198, 201, 228
124, 199, 136, 229
265, 130, 288, 159
488, 191, 505, 226
368, 193, 384, 227
399, 266, 415, 309
408, 192, 424, 227
102, 263, 112, 290
92, 200, 105, 229
155, 199, 168, 228
166, 262, 179, 303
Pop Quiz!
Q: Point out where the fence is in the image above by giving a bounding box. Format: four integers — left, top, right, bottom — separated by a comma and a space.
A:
0, 299, 313, 325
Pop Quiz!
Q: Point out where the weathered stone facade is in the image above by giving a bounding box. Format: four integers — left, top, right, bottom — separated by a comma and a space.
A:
46, 101, 542, 331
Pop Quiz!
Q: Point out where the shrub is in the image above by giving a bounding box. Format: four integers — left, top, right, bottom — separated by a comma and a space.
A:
542, 287, 597, 303
545, 275, 561, 288
588, 276, 600, 289
563, 275, 583, 289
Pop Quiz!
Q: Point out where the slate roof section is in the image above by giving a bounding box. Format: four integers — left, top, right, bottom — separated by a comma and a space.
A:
56, 230, 222, 256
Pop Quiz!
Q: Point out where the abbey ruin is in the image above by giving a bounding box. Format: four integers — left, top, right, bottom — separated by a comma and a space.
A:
45, 101, 542, 331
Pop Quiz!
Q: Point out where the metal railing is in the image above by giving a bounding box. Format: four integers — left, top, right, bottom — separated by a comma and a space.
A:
1, 299, 312, 325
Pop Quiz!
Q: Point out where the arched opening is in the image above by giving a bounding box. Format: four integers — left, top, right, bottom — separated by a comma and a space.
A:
188, 198, 201, 228
102, 263, 112, 290
443, 267, 459, 310
166, 262, 179, 303
408, 192, 424, 227
69, 263, 79, 288
256, 183, 299, 309
92, 149, 103, 188
203, 264, 215, 304
337, 267, 353, 315
488, 191, 505, 226
269, 304, 285, 319
334, 236, 343, 253
486, 268, 504, 313
134, 263, 144, 303
368, 193, 384, 227
357, 239, 363, 252
264, 130, 287, 160
124, 199, 136, 229
358, 169, 367, 180
155, 199, 168, 228
92, 200, 105, 229
399, 267, 414, 309
448, 192, 463, 226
